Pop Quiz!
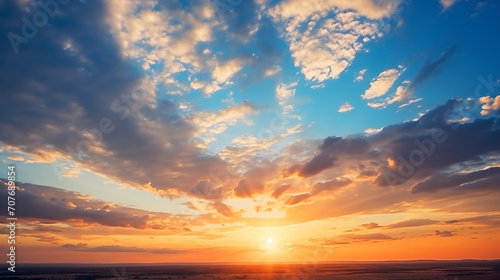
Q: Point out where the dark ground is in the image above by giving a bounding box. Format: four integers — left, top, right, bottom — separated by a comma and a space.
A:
0, 260, 499, 280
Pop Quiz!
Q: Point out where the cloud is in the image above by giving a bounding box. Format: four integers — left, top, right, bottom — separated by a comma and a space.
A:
398, 46, 457, 101
338, 102, 354, 113
62, 243, 88, 249
440, 0, 460, 11
310, 178, 352, 195
411, 167, 500, 193
62, 244, 184, 254
321, 240, 350, 245
479, 95, 500, 116
276, 82, 297, 114
0, 0, 244, 200
286, 136, 370, 177
362, 68, 402, 100
354, 69, 367, 82
398, 98, 422, 108
339, 233, 395, 240
211, 200, 237, 218
435, 230, 455, 237
189, 181, 224, 200
446, 215, 500, 226
212, 58, 245, 84
386, 219, 439, 229
361, 222, 381, 229
364, 128, 382, 134
286, 98, 500, 192
0, 180, 173, 230
7, 155, 24, 161
285, 193, 312, 205
271, 184, 292, 199
219, 124, 302, 165
234, 179, 265, 198
269, 0, 400, 20
282, 178, 351, 205
365, 47, 456, 107
269, 0, 400, 83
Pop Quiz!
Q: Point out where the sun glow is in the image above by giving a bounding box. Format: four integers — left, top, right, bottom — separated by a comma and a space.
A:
267, 237, 273, 245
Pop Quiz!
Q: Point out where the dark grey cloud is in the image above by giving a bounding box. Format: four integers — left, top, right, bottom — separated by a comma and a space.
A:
404, 46, 457, 95
0, 0, 231, 196
286, 137, 370, 177
0, 180, 166, 229
62, 243, 88, 249
288, 99, 500, 194
411, 167, 500, 193
435, 230, 455, 237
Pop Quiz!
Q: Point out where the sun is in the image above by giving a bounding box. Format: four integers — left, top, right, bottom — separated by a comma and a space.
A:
267, 237, 273, 245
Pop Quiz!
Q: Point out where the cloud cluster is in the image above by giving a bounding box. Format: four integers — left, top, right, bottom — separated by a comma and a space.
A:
270, 0, 400, 83
286, 99, 500, 196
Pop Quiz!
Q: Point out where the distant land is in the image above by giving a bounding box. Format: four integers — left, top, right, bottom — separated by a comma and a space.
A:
1, 260, 500, 280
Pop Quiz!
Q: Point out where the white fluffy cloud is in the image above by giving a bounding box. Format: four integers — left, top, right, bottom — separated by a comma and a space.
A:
362, 68, 402, 100
355, 69, 367, 82
338, 102, 354, 113
105, 1, 246, 97
479, 95, 500, 116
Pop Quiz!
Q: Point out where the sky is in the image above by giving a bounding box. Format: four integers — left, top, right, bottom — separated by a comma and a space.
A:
1, 0, 500, 263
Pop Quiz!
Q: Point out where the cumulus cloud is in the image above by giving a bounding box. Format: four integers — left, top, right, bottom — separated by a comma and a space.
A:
479, 95, 500, 116
365, 46, 456, 107
338, 102, 354, 113
362, 68, 402, 100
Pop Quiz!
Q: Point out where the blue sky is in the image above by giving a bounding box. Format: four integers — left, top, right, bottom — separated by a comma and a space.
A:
1, 0, 500, 263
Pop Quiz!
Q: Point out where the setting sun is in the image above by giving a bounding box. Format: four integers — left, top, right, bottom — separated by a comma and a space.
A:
267, 237, 273, 245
